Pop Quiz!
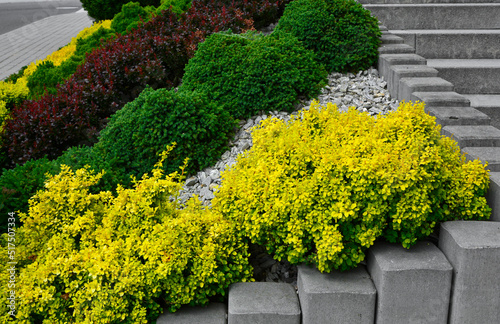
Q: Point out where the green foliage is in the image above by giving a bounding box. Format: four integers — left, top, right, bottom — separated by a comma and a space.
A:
274, 0, 381, 73
111, 1, 156, 34
0, 157, 60, 233
156, 0, 191, 16
181, 30, 327, 119
93, 87, 237, 185
212, 101, 491, 273
3, 65, 27, 84
0, 150, 253, 322
26, 27, 116, 99
81, 0, 161, 21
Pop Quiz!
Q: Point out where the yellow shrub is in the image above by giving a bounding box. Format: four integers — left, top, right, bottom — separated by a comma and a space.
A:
0, 100, 8, 131
212, 101, 491, 272
0, 148, 252, 323
0, 78, 29, 108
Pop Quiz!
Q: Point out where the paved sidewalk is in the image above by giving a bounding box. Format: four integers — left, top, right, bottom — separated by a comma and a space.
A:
0, 9, 93, 80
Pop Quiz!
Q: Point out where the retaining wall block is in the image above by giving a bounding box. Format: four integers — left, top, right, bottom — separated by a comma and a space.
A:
156, 303, 226, 324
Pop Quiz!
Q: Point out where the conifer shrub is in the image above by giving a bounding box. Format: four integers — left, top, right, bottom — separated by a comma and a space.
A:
111, 1, 156, 34
181, 30, 327, 119
156, 0, 192, 16
93, 87, 236, 185
0, 150, 253, 322
81, 0, 161, 21
212, 101, 491, 273
274, 0, 381, 73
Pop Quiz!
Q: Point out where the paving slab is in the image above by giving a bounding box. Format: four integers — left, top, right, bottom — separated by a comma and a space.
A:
427, 59, 500, 94
462, 147, 500, 171
228, 282, 300, 324
411, 91, 470, 107
156, 303, 226, 324
487, 172, 500, 221
297, 264, 376, 324
388, 65, 439, 99
442, 125, 500, 147
367, 241, 452, 324
398, 77, 453, 101
425, 106, 490, 126
364, 4, 500, 30
438, 221, 500, 323
391, 29, 500, 59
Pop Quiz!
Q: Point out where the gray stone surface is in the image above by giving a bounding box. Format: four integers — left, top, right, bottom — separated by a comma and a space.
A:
411, 91, 470, 107
378, 43, 415, 55
462, 147, 500, 171
367, 241, 453, 324
438, 221, 500, 323
442, 125, 500, 147
156, 303, 226, 324
388, 65, 439, 99
487, 172, 500, 222
398, 77, 453, 101
425, 106, 490, 126
464, 94, 500, 129
297, 265, 376, 324
391, 29, 500, 59
228, 282, 300, 324
381, 33, 405, 44
0, 10, 93, 80
364, 4, 500, 30
378, 54, 426, 83
427, 59, 500, 94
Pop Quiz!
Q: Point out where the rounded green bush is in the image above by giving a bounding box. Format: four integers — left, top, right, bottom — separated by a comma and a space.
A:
274, 0, 381, 73
111, 1, 155, 34
81, 0, 161, 21
212, 101, 491, 272
180, 30, 327, 119
93, 87, 237, 183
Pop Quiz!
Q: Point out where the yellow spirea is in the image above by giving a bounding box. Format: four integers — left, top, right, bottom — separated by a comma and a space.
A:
212, 100, 491, 273
0, 146, 252, 323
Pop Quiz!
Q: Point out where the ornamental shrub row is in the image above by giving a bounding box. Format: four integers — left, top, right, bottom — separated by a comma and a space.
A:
0, 150, 253, 322
212, 101, 491, 272
1, 0, 288, 166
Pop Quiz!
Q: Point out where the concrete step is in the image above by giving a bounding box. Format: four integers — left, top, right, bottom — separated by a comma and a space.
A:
463, 147, 500, 171
439, 221, 500, 322
411, 91, 470, 107
379, 43, 415, 55
398, 77, 454, 101
425, 106, 491, 127
381, 33, 405, 44
487, 172, 500, 221
367, 241, 453, 324
378, 53, 427, 84
427, 59, 500, 94
388, 65, 439, 99
297, 265, 376, 323
364, 4, 500, 30
441, 125, 500, 147
463, 94, 500, 129
391, 29, 500, 59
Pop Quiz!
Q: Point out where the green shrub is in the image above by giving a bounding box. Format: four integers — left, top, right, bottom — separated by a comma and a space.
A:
0, 150, 253, 322
0, 157, 60, 233
111, 1, 156, 34
212, 101, 491, 272
93, 87, 236, 185
81, 0, 161, 21
181, 30, 327, 119
3, 65, 27, 84
156, 0, 191, 16
274, 0, 381, 73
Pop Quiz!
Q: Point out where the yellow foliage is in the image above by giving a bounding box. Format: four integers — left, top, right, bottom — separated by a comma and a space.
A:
0, 148, 252, 322
212, 101, 491, 272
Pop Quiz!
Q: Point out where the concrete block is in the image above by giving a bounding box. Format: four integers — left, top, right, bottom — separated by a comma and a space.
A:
464, 94, 500, 129
487, 172, 500, 222
442, 125, 500, 147
367, 241, 453, 324
411, 91, 470, 107
381, 33, 405, 44
463, 147, 500, 171
388, 65, 438, 99
228, 282, 300, 324
438, 221, 500, 323
378, 54, 426, 84
427, 59, 500, 94
425, 106, 490, 126
378, 43, 415, 55
364, 4, 500, 30
398, 77, 453, 101
297, 265, 376, 324
156, 303, 226, 324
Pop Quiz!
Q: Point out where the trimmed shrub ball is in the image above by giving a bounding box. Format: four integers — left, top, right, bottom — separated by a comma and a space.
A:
274, 0, 381, 73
